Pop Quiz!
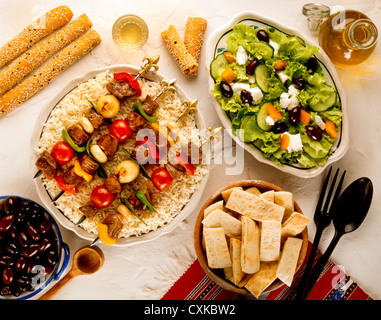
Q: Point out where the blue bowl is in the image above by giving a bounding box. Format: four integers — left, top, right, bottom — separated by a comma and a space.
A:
0, 195, 70, 300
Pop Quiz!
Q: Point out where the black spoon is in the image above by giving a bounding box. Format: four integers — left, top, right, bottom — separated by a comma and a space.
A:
300, 177, 373, 300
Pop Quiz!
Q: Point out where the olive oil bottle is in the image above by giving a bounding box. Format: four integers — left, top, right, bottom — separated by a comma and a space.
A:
318, 10, 378, 66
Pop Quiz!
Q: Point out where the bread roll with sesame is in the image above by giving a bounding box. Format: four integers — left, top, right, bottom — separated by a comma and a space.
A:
161, 24, 199, 76
0, 5, 73, 68
0, 30, 101, 117
184, 17, 207, 63
0, 14, 92, 96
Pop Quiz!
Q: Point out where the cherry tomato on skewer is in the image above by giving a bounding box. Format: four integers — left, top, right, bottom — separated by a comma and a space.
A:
91, 186, 115, 209
51, 141, 75, 165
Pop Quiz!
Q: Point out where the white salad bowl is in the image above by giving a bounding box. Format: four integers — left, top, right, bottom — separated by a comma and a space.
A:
30, 64, 209, 246
206, 11, 349, 178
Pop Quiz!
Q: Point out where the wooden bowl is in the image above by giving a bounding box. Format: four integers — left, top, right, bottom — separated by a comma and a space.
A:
194, 180, 309, 296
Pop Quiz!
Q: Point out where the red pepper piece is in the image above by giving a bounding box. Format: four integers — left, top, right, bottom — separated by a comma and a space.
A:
136, 137, 159, 162
53, 175, 77, 194
113, 72, 142, 96
176, 153, 195, 176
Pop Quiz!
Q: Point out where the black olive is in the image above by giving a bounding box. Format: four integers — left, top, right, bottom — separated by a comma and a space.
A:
289, 107, 301, 124
306, 126, 323, 141
219, 81, 233, 98
271, 122, 288, 134
306, 57, 319, 74
240, 90, 253, 104
294, 77, 306, 90
257, 30, 270, 43
246, 59, 259, 75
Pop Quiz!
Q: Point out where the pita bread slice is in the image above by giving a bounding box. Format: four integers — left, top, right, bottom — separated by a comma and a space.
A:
276, 237, 303, 287
221, 187, 243, 202
202, 209, 242, 238
230, 238, 245, 285
245, 261, 278, 298
203, 227, 231, 268
226, 189, 285, 222
240, 216, 260, 274
274, 191, 294, 222
260, 190, 275, 203
245, 187, 261, 196
203, 200, 224, 217
260, 220, 281, 261
281, 212, 311, 238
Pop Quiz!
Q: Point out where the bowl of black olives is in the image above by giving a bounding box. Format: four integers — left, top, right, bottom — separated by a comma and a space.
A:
0, 196, 70, 300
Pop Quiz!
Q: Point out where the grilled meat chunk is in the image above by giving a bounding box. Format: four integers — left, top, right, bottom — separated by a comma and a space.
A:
139, 180, 160, 204
97, 134, 119, 157
62, 167, 83, 187
80, 155, 99, 175
140, 96, 159, 116
125, 111, 146, 132
67, 124, 89, 146
127, 194, 144, 211
104, 174, 123, 194
88, 108, 104, 129
165, 164, 183, 179
103, 214, 123, 239
79, 202, 98, 219
35, 151, 57, 180
107, 80, 137, 100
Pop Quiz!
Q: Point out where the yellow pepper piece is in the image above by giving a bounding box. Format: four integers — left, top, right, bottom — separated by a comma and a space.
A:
73, 160, 93, 183
150, 122, 175, 146
97, 223, 116, 245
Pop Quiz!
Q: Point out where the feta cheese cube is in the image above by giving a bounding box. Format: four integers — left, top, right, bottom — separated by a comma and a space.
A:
277, 71, 289, 84
288, 84, 300, 96
231, 82, 250, 95
269, 40, 279, 55
315, 115, 326, 130
236, 45, 248, 65
282, 132, 303, 153
280, 92, 299, 110
266, 116, 276, 126
247, 86, 263, 104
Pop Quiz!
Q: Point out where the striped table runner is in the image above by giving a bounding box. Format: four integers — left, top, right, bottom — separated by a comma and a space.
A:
161, 242, 372, 300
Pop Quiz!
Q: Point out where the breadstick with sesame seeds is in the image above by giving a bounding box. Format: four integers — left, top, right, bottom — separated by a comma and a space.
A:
0, 14, 92, 96
0, 30, 101, 118
184, 17, 207, 63
0, 5, 73, 69
161, 24, 199, 76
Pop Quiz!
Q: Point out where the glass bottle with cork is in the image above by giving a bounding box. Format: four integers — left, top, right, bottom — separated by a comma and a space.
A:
303, 4, 378, 66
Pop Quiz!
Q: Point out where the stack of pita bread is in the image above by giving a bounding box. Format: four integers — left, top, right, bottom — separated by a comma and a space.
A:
201, 186, 310, 298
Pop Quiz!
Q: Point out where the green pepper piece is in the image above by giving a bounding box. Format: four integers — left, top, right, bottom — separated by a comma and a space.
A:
62, 129, 86, 153
88, 99, 100, 114
121, 147, 151, 180
135, 190, 156, 213
120, 197, 148, 226
86, 137, 108, 179
133, 102, 158, 123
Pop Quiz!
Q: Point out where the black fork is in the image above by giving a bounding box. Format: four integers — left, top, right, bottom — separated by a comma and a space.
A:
294, 166, 346, 300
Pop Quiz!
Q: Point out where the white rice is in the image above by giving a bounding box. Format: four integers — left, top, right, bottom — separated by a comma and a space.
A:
39, 71, 208, 238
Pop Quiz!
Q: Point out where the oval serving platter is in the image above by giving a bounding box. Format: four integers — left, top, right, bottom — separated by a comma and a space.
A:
206, 11, 349, 178
30, 64, 209, 246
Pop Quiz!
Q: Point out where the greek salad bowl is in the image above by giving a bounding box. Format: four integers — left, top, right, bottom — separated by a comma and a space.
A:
206, 11, 348, 178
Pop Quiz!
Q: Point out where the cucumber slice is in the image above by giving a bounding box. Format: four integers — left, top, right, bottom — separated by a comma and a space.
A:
309, 90, 337, 112
257, 103, 272, 131
254, 64, 270, 93
303, 143, 330, 159
238, 115, 258, 142
210, 53, 229, 81
249, 41, 274, 60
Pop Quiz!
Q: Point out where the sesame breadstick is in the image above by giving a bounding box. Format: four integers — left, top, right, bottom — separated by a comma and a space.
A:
184, 17, 207, 63
161, 25, 199, 76
0, 5, 73, 68
0, 14, 92, 96
0, 30, 101, 117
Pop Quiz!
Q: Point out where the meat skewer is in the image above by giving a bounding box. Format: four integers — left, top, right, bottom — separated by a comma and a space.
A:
91, 127, 223, 245
34, 56, 161, 199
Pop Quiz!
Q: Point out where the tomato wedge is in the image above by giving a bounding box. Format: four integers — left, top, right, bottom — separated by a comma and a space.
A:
51, 141, 75, 165
91, 186, 115, 209
110, 119, 133, 142
151, 167, 173, 191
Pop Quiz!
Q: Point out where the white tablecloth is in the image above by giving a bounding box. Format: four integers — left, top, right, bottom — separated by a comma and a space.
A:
0, 0, 380, 300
